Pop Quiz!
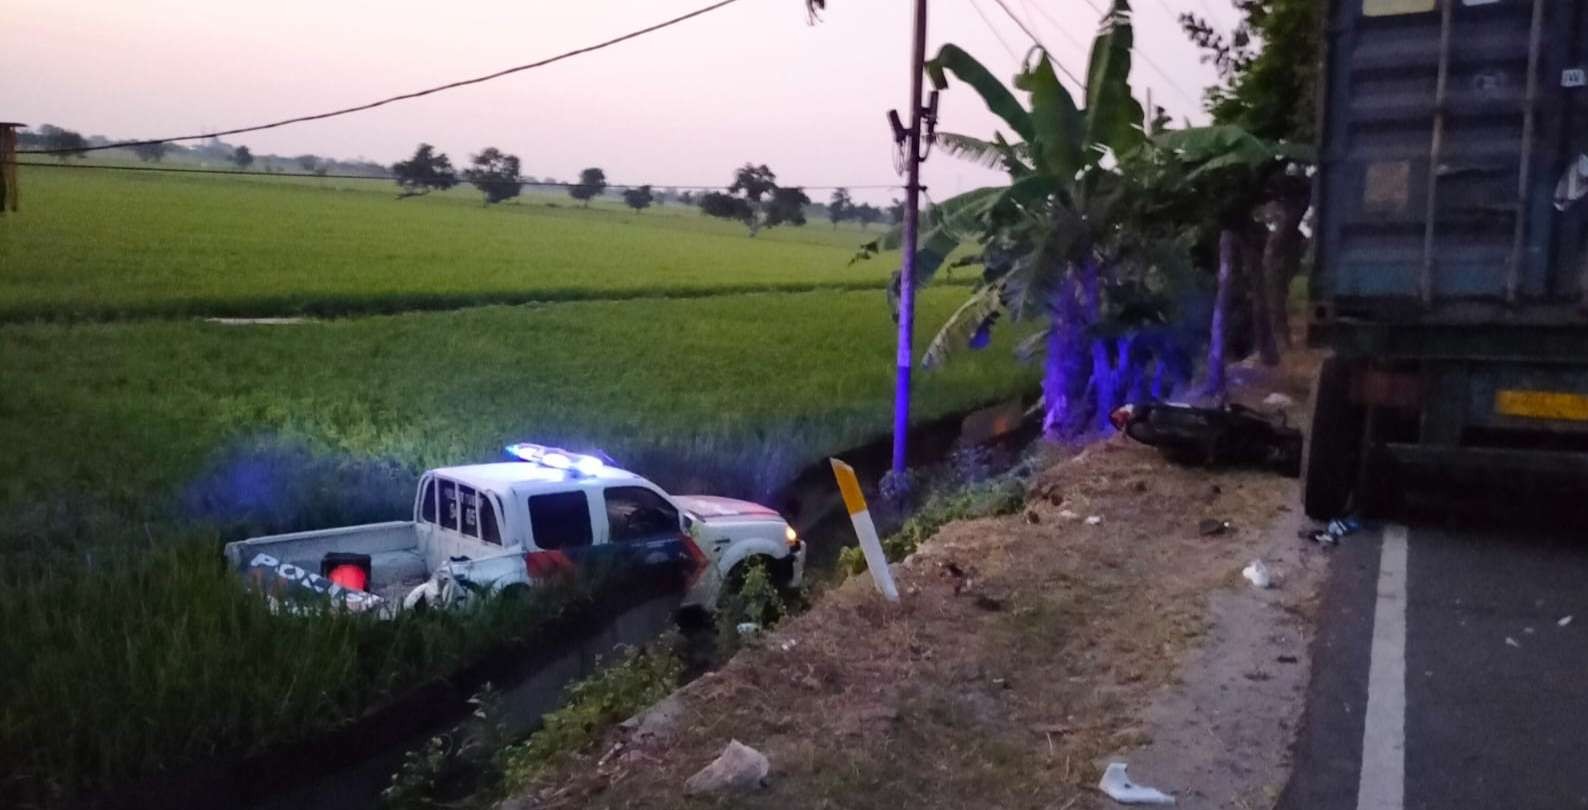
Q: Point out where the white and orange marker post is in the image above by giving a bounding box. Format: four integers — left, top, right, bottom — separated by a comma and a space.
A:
829, 458, 899, 602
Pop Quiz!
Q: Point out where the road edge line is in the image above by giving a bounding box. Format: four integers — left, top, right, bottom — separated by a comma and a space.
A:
1357, 523, 1408, 810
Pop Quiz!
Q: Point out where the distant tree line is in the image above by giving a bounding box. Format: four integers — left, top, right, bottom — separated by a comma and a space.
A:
823, 188, 894, 230
386, 145, 816, 230
18, 127, 815, 229
15, 124, 392, 177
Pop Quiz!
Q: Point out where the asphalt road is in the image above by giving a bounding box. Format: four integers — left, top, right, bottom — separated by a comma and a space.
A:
1278, 517, 1588, 810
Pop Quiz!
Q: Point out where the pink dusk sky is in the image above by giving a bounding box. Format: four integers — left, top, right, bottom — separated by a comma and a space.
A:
3, 0, 1229, 202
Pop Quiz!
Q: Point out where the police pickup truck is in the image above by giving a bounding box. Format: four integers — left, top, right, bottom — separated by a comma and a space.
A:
222, 443, 805, 615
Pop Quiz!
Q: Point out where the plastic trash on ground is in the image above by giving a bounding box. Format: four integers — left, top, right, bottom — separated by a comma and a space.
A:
1085, 515, 1103, 526
1242, 560, 1272, 589
1301, 515, 1361, 546
1098, 762, 1175, 805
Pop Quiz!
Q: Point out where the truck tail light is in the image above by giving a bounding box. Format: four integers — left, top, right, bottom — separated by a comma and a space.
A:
322, 552, 372, 592
327, 564, 368, 592
524, 550, 574, 580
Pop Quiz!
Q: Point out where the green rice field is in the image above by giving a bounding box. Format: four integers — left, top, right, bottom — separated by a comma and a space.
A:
0, 288, 1035, 553
0, 165, 905, 322
0, 161, 1030, 804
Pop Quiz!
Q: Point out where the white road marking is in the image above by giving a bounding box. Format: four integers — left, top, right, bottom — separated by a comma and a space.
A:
1357, 524, 1409, 810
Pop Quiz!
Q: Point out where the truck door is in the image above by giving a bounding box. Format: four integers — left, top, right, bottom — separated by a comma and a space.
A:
597, 486, 702, 585
523, 490, 595, 578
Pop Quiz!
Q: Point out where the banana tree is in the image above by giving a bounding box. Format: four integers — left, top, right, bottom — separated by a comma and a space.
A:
1147, 124, 1313, 398
903, 0, 1195, 437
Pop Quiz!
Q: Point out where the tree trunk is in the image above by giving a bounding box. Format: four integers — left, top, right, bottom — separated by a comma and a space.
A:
1042, 317, 1066, 440
1264, 194, 1308, 349
1041, 270, 1092, 438
1205, 230, 1236, 402
1244, 225, 1280, 367
1131, 353, 1153, 405
1092, 334, 1138, 433
1082, 257, 1101, 323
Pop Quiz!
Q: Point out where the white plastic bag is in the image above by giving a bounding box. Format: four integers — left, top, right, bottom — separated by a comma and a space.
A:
1242, 560, 1272, 589
1098, 762, 1175, 805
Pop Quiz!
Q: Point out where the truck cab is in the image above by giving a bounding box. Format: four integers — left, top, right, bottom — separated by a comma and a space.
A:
224, 445, 805, 614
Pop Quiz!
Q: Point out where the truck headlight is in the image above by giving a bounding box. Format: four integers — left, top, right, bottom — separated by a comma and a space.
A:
785, 526, 799, 547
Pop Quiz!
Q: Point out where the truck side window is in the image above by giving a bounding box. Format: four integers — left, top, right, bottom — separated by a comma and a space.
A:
459, 485, 479, 539
439, 480, 459, 532
604, 487, 680, 544
420, 478, 437, 523
528, 492, 592, 550
480, 494, 501, 546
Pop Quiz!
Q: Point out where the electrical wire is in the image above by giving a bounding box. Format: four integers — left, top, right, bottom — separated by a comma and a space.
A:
967, 0, 1024, 64
1033, 0, 1203, 108
986, 0, 1087, 89
1151, 0, 1184, 20
14, 160, 904, 191
19, 0, 746, 156
1020, 0, 1092, 58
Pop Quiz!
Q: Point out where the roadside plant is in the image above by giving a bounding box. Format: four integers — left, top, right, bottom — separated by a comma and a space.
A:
499, 644, 681, 793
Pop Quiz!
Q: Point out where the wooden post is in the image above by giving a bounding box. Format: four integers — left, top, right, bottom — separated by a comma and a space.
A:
0, 122, 21, 214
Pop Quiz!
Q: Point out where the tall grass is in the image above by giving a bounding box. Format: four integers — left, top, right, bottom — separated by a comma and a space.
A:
0, 534, 596, 806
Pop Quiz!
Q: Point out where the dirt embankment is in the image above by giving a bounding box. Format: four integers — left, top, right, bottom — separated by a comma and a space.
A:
509, 355, 1326, 810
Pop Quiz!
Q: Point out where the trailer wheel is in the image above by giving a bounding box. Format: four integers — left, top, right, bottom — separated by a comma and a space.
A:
1303, 356, 1364, 520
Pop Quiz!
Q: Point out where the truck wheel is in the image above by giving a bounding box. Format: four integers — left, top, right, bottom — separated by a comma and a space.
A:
1303, 356, 1364, 520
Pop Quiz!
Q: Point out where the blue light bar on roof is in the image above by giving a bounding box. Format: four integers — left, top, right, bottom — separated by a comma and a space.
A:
504, 442, 607, 476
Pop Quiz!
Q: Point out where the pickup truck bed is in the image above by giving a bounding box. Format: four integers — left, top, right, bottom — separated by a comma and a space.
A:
224, 521, 428, 604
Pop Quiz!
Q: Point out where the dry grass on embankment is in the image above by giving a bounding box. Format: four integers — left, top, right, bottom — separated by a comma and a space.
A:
507, 429, 1312, 810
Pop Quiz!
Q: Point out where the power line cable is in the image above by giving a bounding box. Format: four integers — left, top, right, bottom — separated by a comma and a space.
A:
15, 160, 904, 190
1020, 0, 1092, 56
967, 0, 1023, 64
986, 0, 1087, 89
19, 0, 745, 156
1032, 0, 1202, 108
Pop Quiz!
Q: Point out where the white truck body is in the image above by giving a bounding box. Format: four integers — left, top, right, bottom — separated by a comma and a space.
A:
223, 453, 804, 614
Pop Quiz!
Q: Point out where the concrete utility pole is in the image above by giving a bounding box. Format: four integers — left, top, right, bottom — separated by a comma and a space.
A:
891, 0, 928, 483
0, 122, 22, 214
